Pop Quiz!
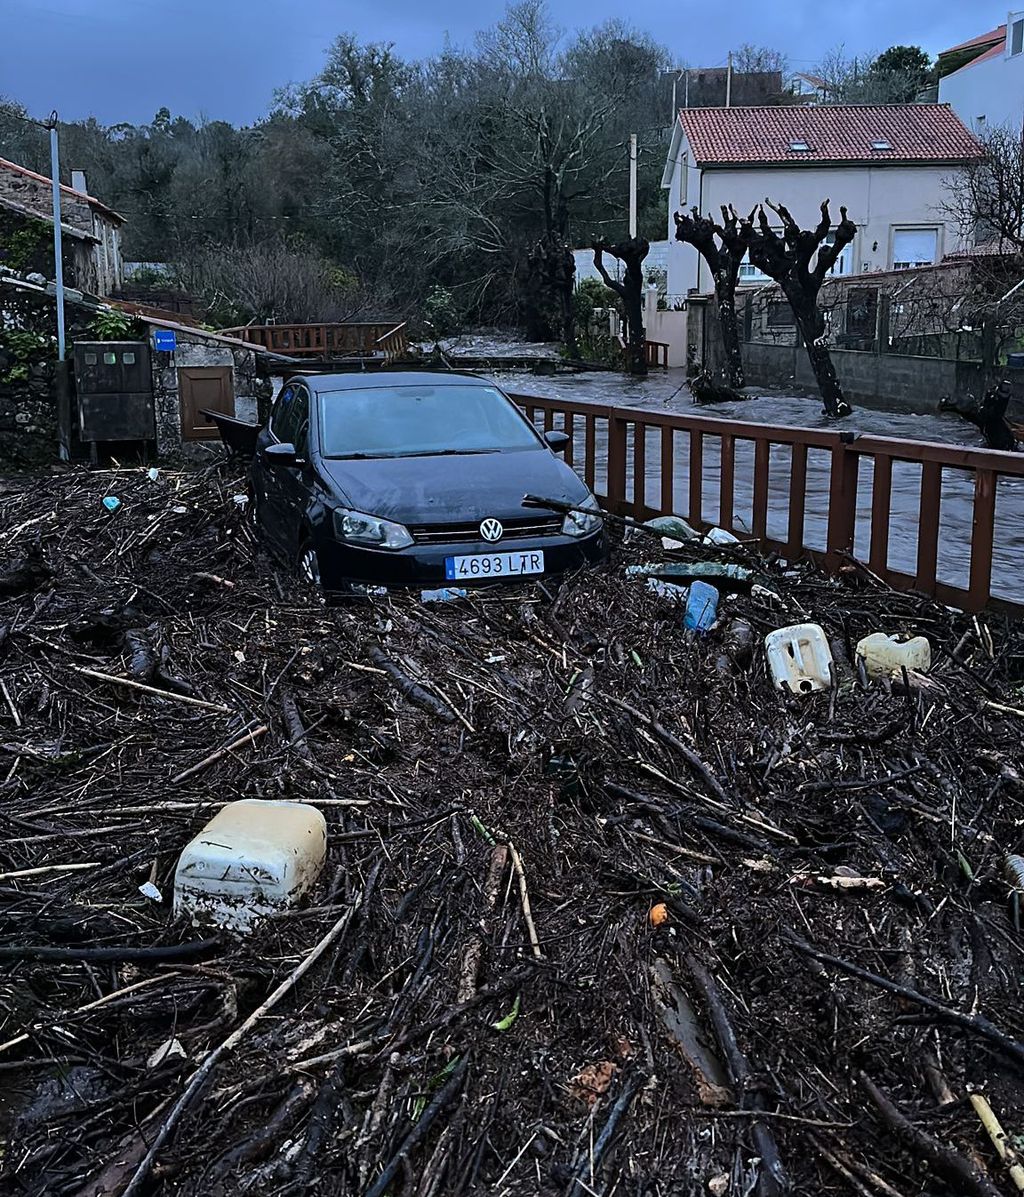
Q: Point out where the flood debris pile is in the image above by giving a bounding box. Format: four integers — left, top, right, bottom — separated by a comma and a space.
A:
1, 466, 1023, 1197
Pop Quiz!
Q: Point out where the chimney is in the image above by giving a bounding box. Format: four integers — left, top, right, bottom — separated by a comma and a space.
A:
70, 169, 88, 195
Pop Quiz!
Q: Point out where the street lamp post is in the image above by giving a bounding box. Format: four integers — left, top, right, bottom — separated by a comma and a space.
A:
46, 110, 66, 363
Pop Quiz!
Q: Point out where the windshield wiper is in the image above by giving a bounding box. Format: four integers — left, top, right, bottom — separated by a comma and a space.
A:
324, 452, 396, 460
393, 448, 501, 459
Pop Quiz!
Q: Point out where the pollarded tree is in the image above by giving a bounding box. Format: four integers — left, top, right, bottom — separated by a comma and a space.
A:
592, 235, 649, 375
673, 204, 752, 388
743, 198, 856, 418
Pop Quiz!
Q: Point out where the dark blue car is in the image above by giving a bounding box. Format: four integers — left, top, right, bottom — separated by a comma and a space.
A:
249, 372, 607, 596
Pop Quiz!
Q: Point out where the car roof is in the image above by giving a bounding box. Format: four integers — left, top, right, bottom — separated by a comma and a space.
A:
298, 371, 494, 394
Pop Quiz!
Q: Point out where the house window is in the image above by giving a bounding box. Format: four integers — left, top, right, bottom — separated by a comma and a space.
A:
818, 231, 855, 276
738, 256, 772, 283
678, 155, 688, 205
1010, 14, 1024, 56
891, 228, 938, 270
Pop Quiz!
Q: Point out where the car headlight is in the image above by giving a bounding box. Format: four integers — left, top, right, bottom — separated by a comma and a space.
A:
561, 495, 603, 538
333, 507, 414, 550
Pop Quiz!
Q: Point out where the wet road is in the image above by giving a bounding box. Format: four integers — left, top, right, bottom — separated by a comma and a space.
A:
494, 370, 1023, 606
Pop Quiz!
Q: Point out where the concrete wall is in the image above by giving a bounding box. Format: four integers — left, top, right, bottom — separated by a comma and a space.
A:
738, 340, 1003, 413
664, 149, 968, 297
643, 287, 688, 366
939, 43, 1024, 134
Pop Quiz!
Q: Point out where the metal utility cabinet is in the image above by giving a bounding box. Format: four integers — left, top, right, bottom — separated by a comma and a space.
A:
73, 341, 155, 442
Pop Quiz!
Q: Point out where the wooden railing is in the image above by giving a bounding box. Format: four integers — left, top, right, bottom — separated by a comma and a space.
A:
219, 322, 408, 360
616, 336, 670, 368
645, 340, 670, 368
509, 393, 1024, 616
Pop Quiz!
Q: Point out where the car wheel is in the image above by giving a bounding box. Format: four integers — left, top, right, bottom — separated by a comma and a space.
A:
297, 542, 323, 593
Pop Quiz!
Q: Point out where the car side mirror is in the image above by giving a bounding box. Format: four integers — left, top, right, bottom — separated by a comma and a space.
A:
544, 430, 570, 453
264, 441, 298, 468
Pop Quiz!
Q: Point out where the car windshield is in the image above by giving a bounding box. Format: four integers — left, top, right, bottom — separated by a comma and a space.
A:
317, 383, 542, 459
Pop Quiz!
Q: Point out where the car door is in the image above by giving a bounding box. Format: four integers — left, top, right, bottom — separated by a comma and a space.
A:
255, 383, 306, 554
273, 383, 313, 554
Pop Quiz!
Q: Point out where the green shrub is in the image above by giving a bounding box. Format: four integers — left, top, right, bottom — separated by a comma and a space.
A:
423, 286, 462, 338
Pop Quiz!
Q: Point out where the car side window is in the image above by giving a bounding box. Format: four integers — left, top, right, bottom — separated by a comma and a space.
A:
270, 385, 296, 443
291, 386, 310, 457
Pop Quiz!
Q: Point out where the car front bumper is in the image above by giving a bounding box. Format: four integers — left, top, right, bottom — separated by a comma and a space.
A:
312, 529, 608, 592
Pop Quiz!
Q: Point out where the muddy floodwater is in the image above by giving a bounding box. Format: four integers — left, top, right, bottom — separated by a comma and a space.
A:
494, 370, 1023, 607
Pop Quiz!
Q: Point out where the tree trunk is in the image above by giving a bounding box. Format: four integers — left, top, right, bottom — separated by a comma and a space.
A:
715, 279, 745, 389
622, 283, 647, 376
794, 305, 850, 419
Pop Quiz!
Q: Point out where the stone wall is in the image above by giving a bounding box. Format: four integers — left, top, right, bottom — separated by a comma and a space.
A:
0, 362, 56, 468
0, 164, 94, 237
151, 335, 264, 458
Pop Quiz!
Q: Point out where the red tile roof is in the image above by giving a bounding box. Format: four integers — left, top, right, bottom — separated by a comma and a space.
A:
939, 25, 1006, 57
0, 156, 125, 223
678, 104, 983, 166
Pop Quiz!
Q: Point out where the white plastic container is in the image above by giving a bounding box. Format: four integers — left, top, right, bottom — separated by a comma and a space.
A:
173, 800, 327, 932
765, 623, 834, 694
855, 633, 931, 679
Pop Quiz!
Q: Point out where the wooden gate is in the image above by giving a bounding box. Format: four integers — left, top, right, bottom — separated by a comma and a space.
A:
178, 367, 234, 440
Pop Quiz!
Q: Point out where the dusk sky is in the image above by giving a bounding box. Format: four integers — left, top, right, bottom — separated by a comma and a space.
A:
1, 0, 996, 126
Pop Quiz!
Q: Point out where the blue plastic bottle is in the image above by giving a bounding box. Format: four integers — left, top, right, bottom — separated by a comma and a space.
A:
683, 581, 719, 633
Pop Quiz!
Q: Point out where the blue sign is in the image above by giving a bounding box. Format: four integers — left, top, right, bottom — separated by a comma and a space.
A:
153, 329, 177, 352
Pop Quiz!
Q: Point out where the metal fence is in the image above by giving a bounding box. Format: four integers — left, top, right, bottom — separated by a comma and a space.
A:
738, 288, 996, 362
510, 391, 1024, 617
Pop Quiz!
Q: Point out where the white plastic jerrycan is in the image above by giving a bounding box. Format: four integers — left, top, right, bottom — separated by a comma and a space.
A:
764, 623, 834, 694
855, 633, 931, 679
174, 799, 327, 932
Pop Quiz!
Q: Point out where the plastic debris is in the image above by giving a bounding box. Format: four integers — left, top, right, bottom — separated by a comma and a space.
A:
765, 623, 833, 694
173, 799, 327, 932
855, 632, 932, 679
138, 881, 162, 902
625, 562, 752, 586
232, 493, 249, 506
421, 587, 468, 602
683, 581, 719, 633
101, 496, 121, 512
646, 577, 689, 603
642, 514, 699, 542
147, 1037, 187, 1069
146, 467, 160, 482
703, 527, 739, 546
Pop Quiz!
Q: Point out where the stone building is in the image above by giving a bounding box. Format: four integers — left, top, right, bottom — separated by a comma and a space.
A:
0, 157, 125, 296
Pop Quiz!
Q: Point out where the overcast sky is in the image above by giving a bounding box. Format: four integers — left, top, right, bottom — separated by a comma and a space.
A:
1, 0, 994, 126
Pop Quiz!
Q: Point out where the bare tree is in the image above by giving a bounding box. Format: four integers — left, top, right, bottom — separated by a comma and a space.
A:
942, 126, 1024, 254
673, 205, 751, 389
731, 44, 788, 75
592, 235, 649, 375
743, 199, 857, 418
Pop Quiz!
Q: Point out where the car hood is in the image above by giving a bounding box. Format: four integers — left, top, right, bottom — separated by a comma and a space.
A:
317, 448, 590, 525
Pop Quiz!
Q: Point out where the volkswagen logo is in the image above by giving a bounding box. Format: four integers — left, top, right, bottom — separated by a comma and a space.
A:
480, 517, 503, 543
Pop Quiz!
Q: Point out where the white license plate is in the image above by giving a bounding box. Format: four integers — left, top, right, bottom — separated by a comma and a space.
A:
445, 550, 545, 580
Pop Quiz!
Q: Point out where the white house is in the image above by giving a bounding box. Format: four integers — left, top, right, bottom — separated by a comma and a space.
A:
661, 104, 983, 299
937, 16, 1024, 134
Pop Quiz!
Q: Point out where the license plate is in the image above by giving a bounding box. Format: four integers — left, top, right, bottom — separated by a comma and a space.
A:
445, 550, 545, 580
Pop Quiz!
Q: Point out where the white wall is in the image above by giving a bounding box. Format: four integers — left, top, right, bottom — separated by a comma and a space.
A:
939, 44, 1024, 135
664, 150, 967, 296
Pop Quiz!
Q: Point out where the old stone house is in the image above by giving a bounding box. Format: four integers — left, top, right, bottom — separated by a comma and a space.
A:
0, 157, 125, 296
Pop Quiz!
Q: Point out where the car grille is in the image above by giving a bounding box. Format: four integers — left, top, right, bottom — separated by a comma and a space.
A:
410, 516, 563, 544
